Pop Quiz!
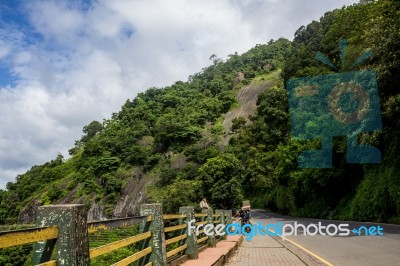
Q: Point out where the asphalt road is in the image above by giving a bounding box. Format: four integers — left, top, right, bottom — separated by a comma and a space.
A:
250, 209, 400, 266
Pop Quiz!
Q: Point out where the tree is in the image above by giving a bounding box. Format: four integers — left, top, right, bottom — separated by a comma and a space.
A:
150, 179, 201, 213
209, 54, 222, 65
81, 120, 103, 143
231, 117, 246, 133
198, 153, 244, 209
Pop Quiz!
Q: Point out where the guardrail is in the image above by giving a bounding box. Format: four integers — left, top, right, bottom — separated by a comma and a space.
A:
0, 204, 232, 266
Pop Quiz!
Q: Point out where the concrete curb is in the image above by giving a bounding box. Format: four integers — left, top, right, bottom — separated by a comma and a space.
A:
179, 235, 244, 266
211, 236, 244, 266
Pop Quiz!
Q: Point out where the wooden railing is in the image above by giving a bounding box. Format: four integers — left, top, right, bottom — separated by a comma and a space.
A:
0, 204, 232, 266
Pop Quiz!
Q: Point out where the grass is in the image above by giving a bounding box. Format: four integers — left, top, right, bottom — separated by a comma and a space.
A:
251, 69, 281, 85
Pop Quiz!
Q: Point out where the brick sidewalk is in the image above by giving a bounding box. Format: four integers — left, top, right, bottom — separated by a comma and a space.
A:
225, 234, 306, 265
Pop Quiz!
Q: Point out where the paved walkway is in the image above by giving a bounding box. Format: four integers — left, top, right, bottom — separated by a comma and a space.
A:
226, 234, 306, 265
180, 235, 242, 266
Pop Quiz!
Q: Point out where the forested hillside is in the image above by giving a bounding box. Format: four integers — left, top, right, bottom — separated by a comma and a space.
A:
0, 0, 399, 227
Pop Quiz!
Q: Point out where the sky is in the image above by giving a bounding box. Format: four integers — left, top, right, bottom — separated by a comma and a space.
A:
0, 0, 358, 189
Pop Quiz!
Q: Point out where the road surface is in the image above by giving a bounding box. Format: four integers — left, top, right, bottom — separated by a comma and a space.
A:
250, 210, 400, 266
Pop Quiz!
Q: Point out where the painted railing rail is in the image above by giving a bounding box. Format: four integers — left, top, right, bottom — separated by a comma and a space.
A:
0, 204, 232, 266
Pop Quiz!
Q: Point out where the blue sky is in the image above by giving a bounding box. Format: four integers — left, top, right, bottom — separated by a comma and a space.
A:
0, 1, 24, 86
0, 66, 15, 87
0, 0, 358, 189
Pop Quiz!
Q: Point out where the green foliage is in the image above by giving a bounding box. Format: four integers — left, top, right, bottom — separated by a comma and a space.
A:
211, 121, 224, 135
94, 156, 121, 177
231, 117, 246, 133
343, 133, 400, 222
198, 153, 244, 209
89, 226, 139, 265
81, 120, 103, 144
150, 179, 201, 213
0, 245, 32, 266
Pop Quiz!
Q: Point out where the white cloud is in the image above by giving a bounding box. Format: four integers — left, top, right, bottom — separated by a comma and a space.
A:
0, 45, 10, 60
0, 0, 357, 188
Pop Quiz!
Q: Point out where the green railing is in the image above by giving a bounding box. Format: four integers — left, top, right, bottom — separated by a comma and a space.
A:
0, 204, 232, 265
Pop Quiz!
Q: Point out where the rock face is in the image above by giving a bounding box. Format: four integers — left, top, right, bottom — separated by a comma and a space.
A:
112, 173, 156, 218
234, 72, 245, 85
85, 171, 157, 221
87, 203, 106, 222
19, 199, 39, 224
18, 170, 157, 223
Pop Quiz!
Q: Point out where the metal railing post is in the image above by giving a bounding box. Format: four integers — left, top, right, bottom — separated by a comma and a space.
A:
139, 203, 167, 266
179, 206, 198, 259
33, 204, 89, 266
